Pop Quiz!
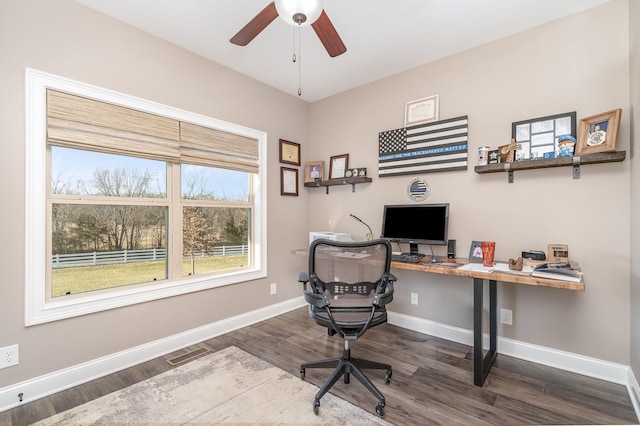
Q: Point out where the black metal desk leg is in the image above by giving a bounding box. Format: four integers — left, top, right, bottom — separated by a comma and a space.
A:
473, 278, 498, 387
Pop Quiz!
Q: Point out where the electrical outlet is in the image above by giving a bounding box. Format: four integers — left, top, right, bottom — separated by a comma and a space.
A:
411, 292, 418, 305
500, 308, 513, 325
270, 282, 277, 295
1, 344, 19, 368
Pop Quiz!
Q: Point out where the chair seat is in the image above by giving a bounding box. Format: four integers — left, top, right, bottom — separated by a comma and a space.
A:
309, 306, 387, 330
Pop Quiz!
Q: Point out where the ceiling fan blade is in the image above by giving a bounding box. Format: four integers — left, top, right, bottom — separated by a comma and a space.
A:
230, 1, 278, 46
311, 10, 347, 57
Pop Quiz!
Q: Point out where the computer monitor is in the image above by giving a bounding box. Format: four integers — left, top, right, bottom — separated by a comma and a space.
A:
381, 203, 449, 255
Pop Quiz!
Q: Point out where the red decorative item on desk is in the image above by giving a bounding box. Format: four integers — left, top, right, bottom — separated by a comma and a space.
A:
481, 241, 495, 267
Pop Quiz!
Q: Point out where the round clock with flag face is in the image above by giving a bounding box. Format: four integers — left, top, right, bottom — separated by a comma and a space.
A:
407, 177, 430, 202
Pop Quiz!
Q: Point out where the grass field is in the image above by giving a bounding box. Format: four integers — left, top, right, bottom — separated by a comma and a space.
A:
51, 255, 249, 297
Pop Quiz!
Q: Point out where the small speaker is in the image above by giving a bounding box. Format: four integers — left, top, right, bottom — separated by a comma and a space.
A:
447, 239, 456, 259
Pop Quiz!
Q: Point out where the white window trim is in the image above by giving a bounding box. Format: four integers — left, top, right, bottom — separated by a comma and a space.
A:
25, 68, 268, 326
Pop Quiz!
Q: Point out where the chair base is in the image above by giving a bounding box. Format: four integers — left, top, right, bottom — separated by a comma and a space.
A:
300, 348, 392, 417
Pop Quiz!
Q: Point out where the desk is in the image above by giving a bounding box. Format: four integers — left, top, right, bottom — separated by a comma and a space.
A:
391, 259, 585, 386
292, 248, 584, 387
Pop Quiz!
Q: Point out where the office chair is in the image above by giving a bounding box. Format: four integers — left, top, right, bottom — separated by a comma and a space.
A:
298, 239, 396, 418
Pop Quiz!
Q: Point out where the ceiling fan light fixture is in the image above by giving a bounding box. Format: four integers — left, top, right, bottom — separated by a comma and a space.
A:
274, 0, 323, 26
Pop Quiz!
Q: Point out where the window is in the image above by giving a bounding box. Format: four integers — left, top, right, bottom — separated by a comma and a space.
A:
25, 68, 267, 325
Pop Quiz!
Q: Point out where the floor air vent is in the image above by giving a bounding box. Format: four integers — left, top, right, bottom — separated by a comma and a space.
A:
167, 347, 210, 366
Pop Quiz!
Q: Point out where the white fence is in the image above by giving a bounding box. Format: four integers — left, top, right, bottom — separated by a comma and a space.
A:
52, 245, 248, 268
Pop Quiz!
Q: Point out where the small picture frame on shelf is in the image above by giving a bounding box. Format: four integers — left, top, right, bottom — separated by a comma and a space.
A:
329, 154, 349, 180
346, 167, 367, 178
304, 161, 324, 183
280, 167, 298, 196
469, 240, 483, 263
576, 109, 621, 155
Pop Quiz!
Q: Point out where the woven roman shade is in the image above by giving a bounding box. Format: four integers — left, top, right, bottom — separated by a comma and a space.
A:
180, 122, 259, 174
47, 90, 259, 173
47, 90, 181, 163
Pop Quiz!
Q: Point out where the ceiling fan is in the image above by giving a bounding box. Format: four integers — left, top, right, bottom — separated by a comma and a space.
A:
230, 0, 347, 58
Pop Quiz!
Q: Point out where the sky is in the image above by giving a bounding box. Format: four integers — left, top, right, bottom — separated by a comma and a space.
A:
51, 147, 249, 200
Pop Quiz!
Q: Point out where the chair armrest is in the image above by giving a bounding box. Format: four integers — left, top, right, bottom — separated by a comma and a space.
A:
374, 280, 394, 307
298, 271, 309, 283
303, 289, 330, 309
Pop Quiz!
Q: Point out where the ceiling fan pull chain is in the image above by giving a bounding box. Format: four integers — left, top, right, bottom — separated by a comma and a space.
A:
297, 23, 302, 96
292, 24, 296, 63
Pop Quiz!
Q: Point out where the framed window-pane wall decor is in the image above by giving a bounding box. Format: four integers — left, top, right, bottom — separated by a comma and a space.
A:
511, 111, 576, 160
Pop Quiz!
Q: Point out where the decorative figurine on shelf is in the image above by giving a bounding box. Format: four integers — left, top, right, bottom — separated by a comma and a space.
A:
508, 257, 524, 271
499, 138, 519, 163
557, 135, 576, 157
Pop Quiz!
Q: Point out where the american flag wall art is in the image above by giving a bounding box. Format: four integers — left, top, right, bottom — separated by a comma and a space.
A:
378, 115, 468, 177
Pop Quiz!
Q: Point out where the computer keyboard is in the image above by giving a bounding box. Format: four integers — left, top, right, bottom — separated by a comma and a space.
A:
391, 252, 425, 263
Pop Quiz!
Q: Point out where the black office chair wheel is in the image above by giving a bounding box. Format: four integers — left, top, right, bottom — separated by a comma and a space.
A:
313, 399, 320, 415
375, 402, 385, 417
300, 368, 305, 380
385, 370, 392, 384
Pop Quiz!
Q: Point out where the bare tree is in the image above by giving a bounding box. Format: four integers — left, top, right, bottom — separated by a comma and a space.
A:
183, 206, 216, 275
91, 168, 154, 250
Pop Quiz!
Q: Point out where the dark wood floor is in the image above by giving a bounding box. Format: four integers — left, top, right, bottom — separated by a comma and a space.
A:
3, 307, 637, 425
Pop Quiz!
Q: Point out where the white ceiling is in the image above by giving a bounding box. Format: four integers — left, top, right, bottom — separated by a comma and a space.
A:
75, 0, 609, 102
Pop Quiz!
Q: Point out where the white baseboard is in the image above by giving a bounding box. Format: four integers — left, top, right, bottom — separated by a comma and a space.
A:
0, 297, 306, 413
387, 310, 638, 421
388, 311, 629, 384
627, 367, 640, 421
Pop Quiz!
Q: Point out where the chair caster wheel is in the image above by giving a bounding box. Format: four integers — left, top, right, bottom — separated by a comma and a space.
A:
313, 399, 320, 415
375, 402, 385, 417
300, 368, 305, 380
385, 370, 392, 384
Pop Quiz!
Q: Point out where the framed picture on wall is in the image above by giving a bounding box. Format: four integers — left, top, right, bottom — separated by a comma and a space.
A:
280, 167, 298, 196
576, 109, 621, 155
279, 139, 300, 166
404, 94, 439, 127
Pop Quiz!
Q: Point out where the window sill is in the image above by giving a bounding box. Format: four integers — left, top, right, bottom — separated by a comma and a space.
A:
27, 268, 266, 326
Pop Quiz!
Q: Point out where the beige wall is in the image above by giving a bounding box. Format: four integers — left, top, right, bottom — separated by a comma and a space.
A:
308, 0, 630, 363
630, 0, 640, 379
0, 0, 310, 387
0, 0, 634, 392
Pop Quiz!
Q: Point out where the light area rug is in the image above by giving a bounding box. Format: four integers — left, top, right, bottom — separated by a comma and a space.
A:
34, 346, 392, 425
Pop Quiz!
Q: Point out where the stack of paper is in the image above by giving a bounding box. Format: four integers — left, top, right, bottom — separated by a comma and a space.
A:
530, 262, 582, 282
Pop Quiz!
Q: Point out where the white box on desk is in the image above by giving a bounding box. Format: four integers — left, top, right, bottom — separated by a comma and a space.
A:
309, 232, 352, 246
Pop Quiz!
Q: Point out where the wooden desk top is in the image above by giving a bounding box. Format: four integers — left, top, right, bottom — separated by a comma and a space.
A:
392, 259, 585, 291
291, 249, 584, 292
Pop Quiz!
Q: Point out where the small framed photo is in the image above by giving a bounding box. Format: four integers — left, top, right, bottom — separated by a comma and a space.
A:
329, 154, 349, 180
280, 167, 298, 196
304, 161, 324, 183
576, 109, 621, 155
405, 95, 439, 127
469, 240, 483, 263
279, 139, 300, 166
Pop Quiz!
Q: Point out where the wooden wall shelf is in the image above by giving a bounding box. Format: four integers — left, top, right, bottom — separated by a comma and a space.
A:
304, 176, 372, 194
474, 151, 626, 183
